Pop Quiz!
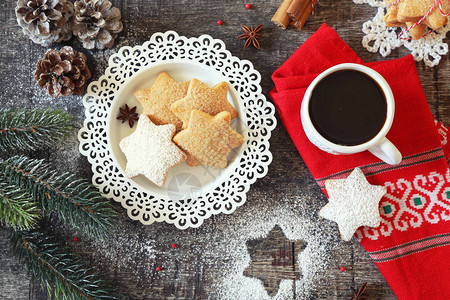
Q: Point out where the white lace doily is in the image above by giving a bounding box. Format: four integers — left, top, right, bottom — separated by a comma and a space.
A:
78, 31, 276, 229
354, 0, 450, 67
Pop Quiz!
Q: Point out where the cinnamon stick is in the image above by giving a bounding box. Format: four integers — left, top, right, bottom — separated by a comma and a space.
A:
286, 0, 310, 22
271, 0, 294, 29
290, 0, 317, 30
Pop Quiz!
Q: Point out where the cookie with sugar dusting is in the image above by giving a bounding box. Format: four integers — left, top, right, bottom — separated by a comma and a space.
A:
173, 110, 244, 168
406, 21, 428, 39
134, 72, 190, 131
397, 0, 449, 29
384, 0, 449, 39
319, 168, 387, 241
170, 78, 238, 129
384, 6, 427, 40
119, 115, 186, 186
384, 0, 402, 26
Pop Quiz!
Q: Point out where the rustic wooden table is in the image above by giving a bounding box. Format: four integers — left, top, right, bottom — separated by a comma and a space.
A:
1, 0, 449, 299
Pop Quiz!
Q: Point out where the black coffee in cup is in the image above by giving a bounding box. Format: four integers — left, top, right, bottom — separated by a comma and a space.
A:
308, 69, 387, 146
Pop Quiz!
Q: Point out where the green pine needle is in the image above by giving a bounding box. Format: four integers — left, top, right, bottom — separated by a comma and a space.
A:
0, 108, 73, 152
0, 180, 41, 230
11, 229, 120, 300
1, 156, 118, 239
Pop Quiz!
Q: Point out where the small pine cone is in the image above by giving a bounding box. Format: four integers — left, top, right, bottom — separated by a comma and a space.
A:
73, 0, 123, 50
15, 0, 74, 47
34, 46, 92, 97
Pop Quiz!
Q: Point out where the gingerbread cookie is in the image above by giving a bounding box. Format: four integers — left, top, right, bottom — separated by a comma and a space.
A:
119, 115, 186, 186
134, 72, 190, 131
170, 78, 238, 129
173, 110, 244, 168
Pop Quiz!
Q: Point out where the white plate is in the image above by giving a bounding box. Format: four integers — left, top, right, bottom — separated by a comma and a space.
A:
78, 31, 276, 229
108, 60, 246, 197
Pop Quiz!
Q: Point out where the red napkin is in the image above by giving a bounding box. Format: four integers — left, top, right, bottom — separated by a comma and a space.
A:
271, 23, 450, 300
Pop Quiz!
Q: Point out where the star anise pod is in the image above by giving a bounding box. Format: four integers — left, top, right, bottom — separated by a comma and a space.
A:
117, 104, 138, 128
351, 282, 368, 300
238, 24, 263, 49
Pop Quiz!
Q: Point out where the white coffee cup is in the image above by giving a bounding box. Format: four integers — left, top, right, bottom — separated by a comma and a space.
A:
300, 63, 402, 165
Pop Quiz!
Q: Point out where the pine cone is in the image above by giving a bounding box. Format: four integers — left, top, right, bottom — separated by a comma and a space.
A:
15, 0, 74, 47
34, 46, 92, 97
73, 0, 123, 50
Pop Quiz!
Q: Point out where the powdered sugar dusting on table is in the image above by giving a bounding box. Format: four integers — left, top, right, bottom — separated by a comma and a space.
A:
202, 195, 340, 299
2, 34, 341, 297
88, 227, 158, 278
82, 190, 342, 298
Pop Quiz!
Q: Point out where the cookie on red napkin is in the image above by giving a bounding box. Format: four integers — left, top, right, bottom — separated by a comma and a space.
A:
270, 23, 450, 300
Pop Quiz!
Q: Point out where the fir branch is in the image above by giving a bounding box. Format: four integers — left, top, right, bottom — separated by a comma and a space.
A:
0, 108, 73, 152
11, 228, 120, 300
1, 156, 118, 239
0, 181, 41, 230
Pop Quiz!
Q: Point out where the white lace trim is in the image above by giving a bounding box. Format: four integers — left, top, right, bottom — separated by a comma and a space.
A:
77, 31, 276, 229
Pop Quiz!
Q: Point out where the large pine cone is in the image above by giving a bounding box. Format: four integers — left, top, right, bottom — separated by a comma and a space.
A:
73, 0, 123, 50
15, 0, 73, 46
34, 46, 91, 97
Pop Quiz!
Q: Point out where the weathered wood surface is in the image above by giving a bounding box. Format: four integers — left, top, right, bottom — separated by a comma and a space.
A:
243, 225, 306, 297
0, 0, 449, 299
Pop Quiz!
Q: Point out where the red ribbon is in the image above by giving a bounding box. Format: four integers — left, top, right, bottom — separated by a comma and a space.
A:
311, 0, 318, 15
387, 0, 449, 40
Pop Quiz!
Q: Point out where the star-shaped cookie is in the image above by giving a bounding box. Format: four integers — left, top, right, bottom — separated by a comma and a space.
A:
119, 115, 186, 186
173, 110, 244, 168
170, 78, 238, 129
134, 72, 190, 131
319, 168, 387, 241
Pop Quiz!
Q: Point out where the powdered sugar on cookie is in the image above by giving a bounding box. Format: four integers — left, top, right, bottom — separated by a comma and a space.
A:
134, 72, 190, 131
173, 110, 244, 168
119, 115, 186, 186
319, 168, 387, 241
170, 78, 238, 129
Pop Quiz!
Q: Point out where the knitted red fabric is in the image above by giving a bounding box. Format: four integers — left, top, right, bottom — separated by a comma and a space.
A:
270, 23, 450, 300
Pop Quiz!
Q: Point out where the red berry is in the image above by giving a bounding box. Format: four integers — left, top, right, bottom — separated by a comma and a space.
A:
171, 243, 176, 248
340, 266, 346, 272
245, 3, 251, 9
156, 266, 162, 272
73, 237, 78, 242
217, 20, 223, 25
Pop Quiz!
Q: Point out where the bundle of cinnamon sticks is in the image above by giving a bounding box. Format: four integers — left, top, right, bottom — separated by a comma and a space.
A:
271, 0, 318, 30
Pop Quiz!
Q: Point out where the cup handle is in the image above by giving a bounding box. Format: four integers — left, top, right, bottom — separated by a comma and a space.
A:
368, 137, 402, 165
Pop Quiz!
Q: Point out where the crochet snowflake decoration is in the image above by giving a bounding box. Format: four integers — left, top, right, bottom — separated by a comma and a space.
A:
353, 0, 450, 67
